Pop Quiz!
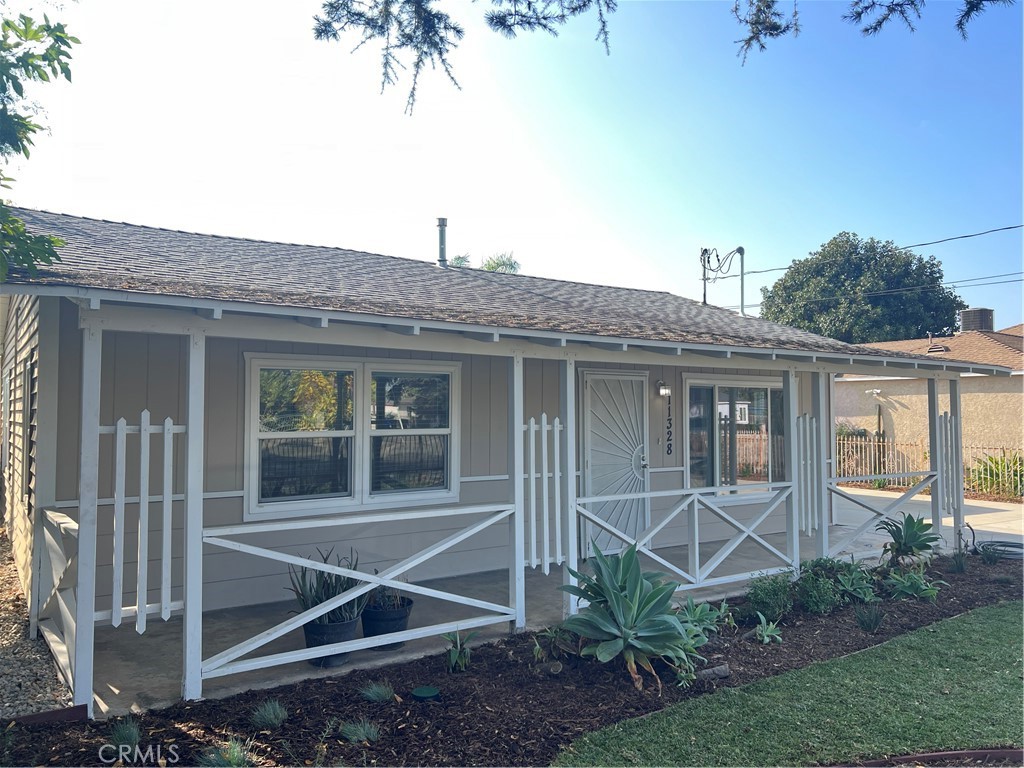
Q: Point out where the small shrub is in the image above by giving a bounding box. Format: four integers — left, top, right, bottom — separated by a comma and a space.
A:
442, 629, 477, 673
675, 597, 731, 634
532, 625, 579, 662
876, 514, 941, 569
967, 451, 1023, 498
754, 612, 782, 644
795, 572, 843, 615
338, 718, 381, 744
978, 543, 1004, 565
359, 680, 395, 703
109, 716, 141, 751
250, 699, 287, 730
949, 547, 969, 574
836, 566, 878, 603
854, 602, 885, 634
745, 573, 793, 621
884, 570, 946, 601
197, 738, 255, 767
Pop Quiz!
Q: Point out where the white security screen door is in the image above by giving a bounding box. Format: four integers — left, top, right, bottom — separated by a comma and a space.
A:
582, 372, 650, 554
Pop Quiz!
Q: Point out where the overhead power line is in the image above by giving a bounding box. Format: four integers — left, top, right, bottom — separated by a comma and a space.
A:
711, 224, 1024, 283
729, 273, 1023, 312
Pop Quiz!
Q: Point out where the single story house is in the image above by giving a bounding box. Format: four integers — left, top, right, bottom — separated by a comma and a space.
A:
1, 208, 1006, 715
835, 312, 1023, 475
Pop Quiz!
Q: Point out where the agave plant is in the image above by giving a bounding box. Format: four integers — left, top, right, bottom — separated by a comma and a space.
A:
876, 513, 941, 570
560, 543, 706, 692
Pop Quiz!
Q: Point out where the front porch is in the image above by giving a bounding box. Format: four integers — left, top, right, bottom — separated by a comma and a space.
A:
90, 504, 907, 716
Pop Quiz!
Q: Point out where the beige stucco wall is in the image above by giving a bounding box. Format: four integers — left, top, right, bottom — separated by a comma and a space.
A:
834, 375, 1024, 451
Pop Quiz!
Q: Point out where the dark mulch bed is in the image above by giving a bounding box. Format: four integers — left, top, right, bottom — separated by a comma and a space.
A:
5, 556, 1022, 767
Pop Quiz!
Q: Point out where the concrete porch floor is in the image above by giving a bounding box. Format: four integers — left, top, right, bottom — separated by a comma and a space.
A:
91, 490, 1022, 716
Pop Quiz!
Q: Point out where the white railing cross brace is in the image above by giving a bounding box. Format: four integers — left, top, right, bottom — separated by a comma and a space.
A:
201, 506, 514, 673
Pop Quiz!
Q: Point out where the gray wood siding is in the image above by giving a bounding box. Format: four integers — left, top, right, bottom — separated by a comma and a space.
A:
2, 294, 40, 597
46, 310, 812, 611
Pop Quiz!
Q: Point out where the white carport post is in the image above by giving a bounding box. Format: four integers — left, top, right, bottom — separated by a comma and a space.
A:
508, 351, 526, 629
182, 331, 206, 700
74, 323, 102, 716
782, 370, 800, 568
560, 356, 578, 617
948, 378, 964, 540
926, 378, 945, 539
811, 372, 830, 557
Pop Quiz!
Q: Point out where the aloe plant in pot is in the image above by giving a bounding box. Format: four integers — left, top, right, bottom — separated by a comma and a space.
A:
361, 572, 414, 650
287, 547, 369, 668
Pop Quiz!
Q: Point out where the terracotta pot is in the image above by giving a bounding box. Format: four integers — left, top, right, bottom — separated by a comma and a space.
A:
361, 598, 414, 650
302, 616, 360, 667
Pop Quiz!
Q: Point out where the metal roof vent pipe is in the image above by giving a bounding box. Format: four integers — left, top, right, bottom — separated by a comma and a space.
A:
437, 217, 448, 268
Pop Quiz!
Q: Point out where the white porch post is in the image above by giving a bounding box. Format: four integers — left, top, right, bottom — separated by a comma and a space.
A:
182, 331, 206, 700
948, 377, 964, 541
811, 372, 830, 558
782, 370, 800, 568
926, 378, 945, 539
560, 356, 578, 617
74, 323, 102, 716
508, 351, 526, 629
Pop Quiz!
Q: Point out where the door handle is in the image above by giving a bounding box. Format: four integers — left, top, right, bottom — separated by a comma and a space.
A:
640, 454, 649, 470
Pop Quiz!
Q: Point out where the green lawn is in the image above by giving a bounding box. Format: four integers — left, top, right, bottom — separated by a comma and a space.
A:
555, 601, 1024, 767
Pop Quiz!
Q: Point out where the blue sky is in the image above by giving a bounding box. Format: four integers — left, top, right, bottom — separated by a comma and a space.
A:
8, 0, 1023, 330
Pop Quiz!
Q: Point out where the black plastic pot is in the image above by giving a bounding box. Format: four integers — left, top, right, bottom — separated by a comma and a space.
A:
302, 617, 360, 667
361, 598, 414, 650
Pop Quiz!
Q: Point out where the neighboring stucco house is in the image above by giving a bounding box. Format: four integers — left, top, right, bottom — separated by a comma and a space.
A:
1, 208, 1001, 715
835, 312, 1023, 452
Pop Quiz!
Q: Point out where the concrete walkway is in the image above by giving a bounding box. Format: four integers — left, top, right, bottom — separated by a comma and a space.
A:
833, 487, 1023, 545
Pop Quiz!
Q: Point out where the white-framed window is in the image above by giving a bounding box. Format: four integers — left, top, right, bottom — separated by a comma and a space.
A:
685, 378, 786, 490
245, 354, 460, 519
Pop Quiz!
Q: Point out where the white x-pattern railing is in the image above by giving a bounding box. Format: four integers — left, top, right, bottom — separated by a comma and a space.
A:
35, 508, 79, 691
199, 503, 518, 679
574, 482, 797, 591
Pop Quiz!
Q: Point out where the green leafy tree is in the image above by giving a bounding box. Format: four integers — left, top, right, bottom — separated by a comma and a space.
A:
0, 13, 77, 282
450, 252, 520, 273
314, 0, 1009, 109
759, 232, 967, 344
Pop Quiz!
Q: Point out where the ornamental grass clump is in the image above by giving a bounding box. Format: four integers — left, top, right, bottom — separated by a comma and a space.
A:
250, 699, 287, 730
560, 543, 707, 692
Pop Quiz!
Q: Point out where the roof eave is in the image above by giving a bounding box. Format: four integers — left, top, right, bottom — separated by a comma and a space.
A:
3, 282, 1010, 375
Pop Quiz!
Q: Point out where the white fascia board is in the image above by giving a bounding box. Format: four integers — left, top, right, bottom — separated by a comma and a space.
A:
5, 282, 1002, 375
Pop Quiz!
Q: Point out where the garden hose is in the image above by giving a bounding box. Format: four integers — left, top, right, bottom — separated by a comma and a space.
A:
963, 523, 1024, 560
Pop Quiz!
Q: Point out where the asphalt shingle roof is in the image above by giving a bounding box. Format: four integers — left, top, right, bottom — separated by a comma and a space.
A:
863, 331, 1024, 372
0, 208, 979, 362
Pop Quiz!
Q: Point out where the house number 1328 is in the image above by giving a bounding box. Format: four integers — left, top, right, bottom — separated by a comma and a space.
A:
665, 393, 673, 456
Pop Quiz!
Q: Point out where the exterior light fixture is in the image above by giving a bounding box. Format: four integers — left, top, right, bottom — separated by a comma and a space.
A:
657, 380, 672, 398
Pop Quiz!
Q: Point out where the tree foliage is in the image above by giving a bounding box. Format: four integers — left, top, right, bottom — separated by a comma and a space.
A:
758, 232, 967, 344
450, 251, 520, 273
0, 13, 77, 282
314, 0, 1011, 108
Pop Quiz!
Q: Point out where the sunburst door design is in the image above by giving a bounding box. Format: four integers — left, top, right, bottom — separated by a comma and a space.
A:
583, 372, 650, 554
